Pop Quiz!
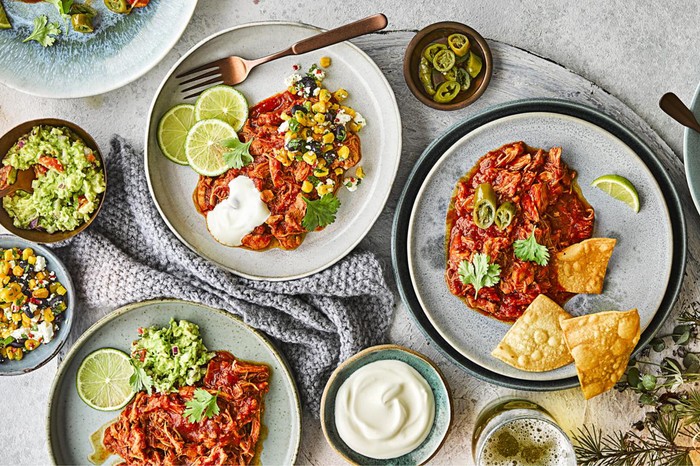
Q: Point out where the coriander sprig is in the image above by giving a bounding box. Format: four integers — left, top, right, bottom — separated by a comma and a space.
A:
513, 231, 550, 266
458, 253, 501, 299
184, 388, 220, 423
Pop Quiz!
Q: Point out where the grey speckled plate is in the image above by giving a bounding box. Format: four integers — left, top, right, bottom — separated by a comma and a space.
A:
47, 299, 301, 465
320, 345, 452, 465
145, 22, 401, 281
0, 0, 196, 98
684, 81, 700, 216
393, 100, 686, 390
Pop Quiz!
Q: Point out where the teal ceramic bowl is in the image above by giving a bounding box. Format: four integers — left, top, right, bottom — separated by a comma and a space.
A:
684, 82, 700, 214
0, 235, 74, 376
320, 344, 452, 465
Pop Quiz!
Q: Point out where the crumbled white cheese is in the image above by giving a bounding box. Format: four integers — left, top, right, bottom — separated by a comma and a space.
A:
10, 327, 27, 340
312, 68, 325, 80
353, 112, 366, 128
312, 87, 321, 97
284, 73, 302, 87
277, 120, 290, 134
335, 110, 352, 125
344, 177, 360, 192
34, 256, 46, 272
35, 321, 54, 344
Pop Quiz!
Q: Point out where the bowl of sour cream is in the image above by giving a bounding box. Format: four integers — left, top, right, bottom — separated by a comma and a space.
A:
320, 344, 452, 465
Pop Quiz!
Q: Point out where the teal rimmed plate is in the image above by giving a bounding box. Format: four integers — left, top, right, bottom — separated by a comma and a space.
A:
684, 82, 700, 215
0, 0, 196, 98
320, 344, 452, 465
47, 299, 301, 465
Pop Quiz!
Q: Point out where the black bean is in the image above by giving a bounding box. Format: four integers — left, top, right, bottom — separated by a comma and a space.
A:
10, 340, 24, 348
291, 104, 307, 115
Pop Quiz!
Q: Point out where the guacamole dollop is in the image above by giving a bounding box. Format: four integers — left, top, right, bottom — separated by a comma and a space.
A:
2, 125, 106, 233
131, 319, 214, 393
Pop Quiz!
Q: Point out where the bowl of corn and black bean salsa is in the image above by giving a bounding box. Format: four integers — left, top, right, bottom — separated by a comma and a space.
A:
0, 236, 74, 375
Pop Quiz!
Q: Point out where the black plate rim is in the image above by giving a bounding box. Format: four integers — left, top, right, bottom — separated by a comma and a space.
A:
391, 98, 687, 391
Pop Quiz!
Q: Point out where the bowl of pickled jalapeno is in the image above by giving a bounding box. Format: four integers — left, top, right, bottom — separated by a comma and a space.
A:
403, 22, 492, 110
0, 236, 74, 375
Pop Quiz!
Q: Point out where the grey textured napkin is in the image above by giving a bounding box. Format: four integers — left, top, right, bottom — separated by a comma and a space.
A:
54, 136, 395, 414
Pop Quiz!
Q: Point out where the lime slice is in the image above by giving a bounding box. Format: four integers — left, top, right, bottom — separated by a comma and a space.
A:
591, 174, 640, 212
0, 2, 12, 30
185, 118, 237, 176
194, 85, 248, 131
77, 348, 135, 411
157, 103, 196, 165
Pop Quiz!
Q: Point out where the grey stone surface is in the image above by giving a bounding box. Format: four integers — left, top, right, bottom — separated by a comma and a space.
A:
1, 1, 699, 465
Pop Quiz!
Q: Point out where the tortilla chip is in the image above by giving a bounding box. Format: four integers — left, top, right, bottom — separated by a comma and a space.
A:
561, 309, 640, 399
555, 238, 616, 294
491, 295, 574, 372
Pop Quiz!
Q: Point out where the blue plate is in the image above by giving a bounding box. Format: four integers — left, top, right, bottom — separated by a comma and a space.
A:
0, 235, 75, 376
684, 82, 700, 214
320, 345, 452, 465
0, 0, 196, 98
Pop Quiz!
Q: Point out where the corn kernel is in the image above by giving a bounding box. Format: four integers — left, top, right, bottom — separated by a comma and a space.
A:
348, 122, 360, 133
318, 89, 332, 102
316, 184, 334, 196
287, 86, 297, 94
2, 276, 10, 286
356, 167, 365, 179
43, 309, 54, 323
280, 112, 291, 121
314, 167, 329, 177
3, 250, 13, 261
21, 248, 33, 261
335, 167, 344, 175
313, 126, 324, 134
311, 102, 327, 113
13, 348, 23, 361
12, 266, 23, 277
316, 159, 327, 169
302, 152, 317, 165
321, 144, 333, 153
33, 288, 49, 299
338, 145, 350, 160
314, 113, 326, 124
275, 151, 291, 166
1, 262, 9, 275
319, 56, 332, 68
27, 256, 36, 265
56, 285, 67, 296
333, 88, 349, 102
11, 313, 21, 323
21, 314, 31, 328
301, 181, 313, 193
341, 106, 356, 117
284, 131, 297, 143
36, 272, 45, 281
322, 133, 335, 144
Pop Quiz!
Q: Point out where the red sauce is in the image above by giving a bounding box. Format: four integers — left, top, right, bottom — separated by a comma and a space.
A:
445, 142, 594, 322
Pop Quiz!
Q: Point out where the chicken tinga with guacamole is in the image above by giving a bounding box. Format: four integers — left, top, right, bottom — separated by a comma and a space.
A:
0, 125, 105, 233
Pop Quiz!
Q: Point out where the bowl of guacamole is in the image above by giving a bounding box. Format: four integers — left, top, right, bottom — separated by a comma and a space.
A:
0, 120, 106, 242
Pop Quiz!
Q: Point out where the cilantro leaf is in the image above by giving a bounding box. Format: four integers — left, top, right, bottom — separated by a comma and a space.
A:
221, 137, 253, 169
458, 253, 501, 298
302, 194, 340, 231
184, 388, 220, 423
45, 0, 74, 17
513, 232, 550, 266
129, 361, 153, 395
23, 16, 61, 47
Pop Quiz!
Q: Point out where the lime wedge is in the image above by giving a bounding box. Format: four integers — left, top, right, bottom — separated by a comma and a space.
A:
0, 2, 12, 30
591, 174, 640, 212
194, 85, 248, 131
185, 118, 237, 176
77, 348, 135, 411
157, 103, 196, 165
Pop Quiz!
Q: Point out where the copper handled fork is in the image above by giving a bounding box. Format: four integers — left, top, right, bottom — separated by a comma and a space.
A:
177, 13, 388, 98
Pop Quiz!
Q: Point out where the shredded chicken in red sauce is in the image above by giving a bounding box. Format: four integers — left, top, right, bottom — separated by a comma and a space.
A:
445, 142, 595, 322
103, 352, 269, 466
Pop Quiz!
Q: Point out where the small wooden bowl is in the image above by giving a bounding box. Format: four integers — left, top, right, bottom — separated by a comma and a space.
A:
0, 119, 106, 243
403, 22, 493, 111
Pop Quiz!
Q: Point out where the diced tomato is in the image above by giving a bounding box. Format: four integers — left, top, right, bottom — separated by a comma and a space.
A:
128, 0, 150, 7
38, 156, 64, 173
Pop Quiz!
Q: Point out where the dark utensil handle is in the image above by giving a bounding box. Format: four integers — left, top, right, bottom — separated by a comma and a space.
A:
659, 92, 700, 132
291, 14, 388, 55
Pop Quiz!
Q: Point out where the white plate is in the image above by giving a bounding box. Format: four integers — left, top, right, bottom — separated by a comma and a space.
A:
407, 112, 673, 381
145, 22, 401, 280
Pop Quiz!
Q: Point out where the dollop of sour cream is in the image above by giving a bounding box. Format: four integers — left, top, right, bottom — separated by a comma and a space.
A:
334, 360, 435, 459
206, 176, 270, 247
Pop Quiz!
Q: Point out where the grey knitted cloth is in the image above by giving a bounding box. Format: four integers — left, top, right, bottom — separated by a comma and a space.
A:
54, 136, 395, 414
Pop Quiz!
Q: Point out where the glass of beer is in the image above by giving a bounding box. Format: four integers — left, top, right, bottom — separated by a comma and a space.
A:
472, 398, 576, 465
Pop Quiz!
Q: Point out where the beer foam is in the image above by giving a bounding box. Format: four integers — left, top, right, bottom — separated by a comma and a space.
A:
478, 418, 575, 466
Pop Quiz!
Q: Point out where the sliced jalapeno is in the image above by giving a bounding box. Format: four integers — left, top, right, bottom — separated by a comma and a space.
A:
467, 52, 483, 78
70, 3, 97, 17
433, 81, 460, 103
105, 0, 129, 13
456, 67, 471, 91
71, 14, 94, 33
495, 202, 516, 230
443, 67, 458, 82
419, 57, 436, 96
448, 33, 470, 57
472, 183, 497, 229
432, 49, 456, 73
423, 43, 447, 62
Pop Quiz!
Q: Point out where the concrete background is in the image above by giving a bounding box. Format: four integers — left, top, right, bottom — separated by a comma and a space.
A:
1, 1, 699, 464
